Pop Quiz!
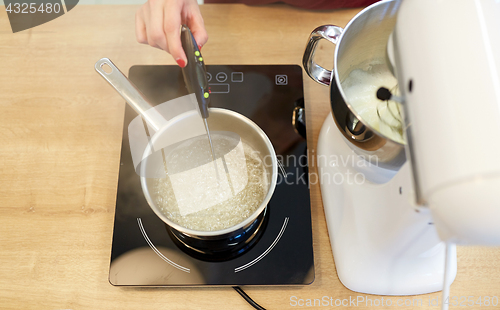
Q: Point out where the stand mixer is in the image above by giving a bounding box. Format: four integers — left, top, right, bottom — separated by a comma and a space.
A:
304, 0, 500, 297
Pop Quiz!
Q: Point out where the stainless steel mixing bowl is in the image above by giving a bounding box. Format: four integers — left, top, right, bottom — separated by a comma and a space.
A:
303, 0, 405, 171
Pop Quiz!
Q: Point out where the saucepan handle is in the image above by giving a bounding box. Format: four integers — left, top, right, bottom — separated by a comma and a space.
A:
95, 58, 165, 132
302, 25, 343, 86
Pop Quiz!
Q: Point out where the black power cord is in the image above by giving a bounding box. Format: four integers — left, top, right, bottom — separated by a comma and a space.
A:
233, 286, 267, 310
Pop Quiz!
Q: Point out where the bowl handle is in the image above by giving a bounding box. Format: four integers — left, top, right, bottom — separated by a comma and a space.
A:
302, 25, 343, 86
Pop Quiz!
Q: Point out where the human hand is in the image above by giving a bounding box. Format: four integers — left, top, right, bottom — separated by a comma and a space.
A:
135, 0, 208, 67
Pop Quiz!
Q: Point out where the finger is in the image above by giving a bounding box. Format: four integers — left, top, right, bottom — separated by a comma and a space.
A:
135, 8, 148, 44
140, 4, 156, 47
190, 20, 208, 49
146, 0, 168, 50
143, 10, 161, 49
164, 6, 185, 67
186, 8, 208, 48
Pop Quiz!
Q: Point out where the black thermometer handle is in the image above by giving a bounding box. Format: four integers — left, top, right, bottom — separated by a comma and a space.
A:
180, 25, 210, 118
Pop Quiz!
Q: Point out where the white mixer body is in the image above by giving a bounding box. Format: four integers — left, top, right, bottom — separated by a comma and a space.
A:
317, 114, 457, 295
393, 0, 500, 245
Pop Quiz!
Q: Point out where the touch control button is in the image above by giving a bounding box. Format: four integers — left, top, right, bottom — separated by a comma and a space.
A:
206, 72, 212, 82
216, 72, 227, 82
231, 72, 244, 82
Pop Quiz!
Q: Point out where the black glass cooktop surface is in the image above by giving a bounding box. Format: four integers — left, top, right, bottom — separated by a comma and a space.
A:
109, 65, 314, 286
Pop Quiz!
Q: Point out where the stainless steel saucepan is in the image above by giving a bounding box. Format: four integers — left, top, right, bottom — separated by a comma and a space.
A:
95, 58, 278, 260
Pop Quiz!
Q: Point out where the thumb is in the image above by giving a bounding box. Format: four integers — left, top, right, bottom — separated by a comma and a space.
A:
187, 11, 208, 49
190, 22, 208, 49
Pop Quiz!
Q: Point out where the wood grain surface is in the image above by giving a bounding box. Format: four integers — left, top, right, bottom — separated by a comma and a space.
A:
0, 4, 498, 310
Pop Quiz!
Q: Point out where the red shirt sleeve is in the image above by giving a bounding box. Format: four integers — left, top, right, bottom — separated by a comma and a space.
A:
204, 0, 378, 10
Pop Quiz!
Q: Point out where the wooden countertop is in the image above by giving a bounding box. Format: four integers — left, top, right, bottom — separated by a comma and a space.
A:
0, 4, 499, 310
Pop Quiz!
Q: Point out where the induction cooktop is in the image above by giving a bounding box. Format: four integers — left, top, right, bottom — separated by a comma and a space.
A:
109, 65, 314, 286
